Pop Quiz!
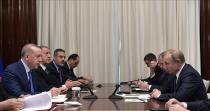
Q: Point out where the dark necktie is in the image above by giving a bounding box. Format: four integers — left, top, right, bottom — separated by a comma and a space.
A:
58, 67, 63, 84
174, 76, 177, 91
28, 71, 35, 94
45, 69, 49, 74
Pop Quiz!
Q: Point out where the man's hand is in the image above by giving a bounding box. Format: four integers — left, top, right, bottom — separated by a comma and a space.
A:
78, 79, 89, 85
82, 75, 93, 83
150, 89, 161, 98
50, 87, 61, 97
0, 98, 24, 111
168, 104, 189, 111
165, 98, 185, 109
137, 81, 149, 90
65, 80, 82, 89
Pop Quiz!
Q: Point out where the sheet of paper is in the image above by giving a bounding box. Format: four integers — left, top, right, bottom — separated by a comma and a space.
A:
21, 92, 52, 111
138, 94, 150, 100
52, 94, 66, 99
117, 93, 150, 99
133, 88, 149, 91
52, 94, 68, 103
124, 99, 144, 102
64, 101, 82, 106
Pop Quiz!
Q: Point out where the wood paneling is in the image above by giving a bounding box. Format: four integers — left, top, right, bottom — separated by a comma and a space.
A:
0, 0, 37, 67
201, 0, 210, 78
200, 0, 210, 92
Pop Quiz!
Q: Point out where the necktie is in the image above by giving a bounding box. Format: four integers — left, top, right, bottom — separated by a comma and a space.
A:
58, 67, 63, 84
28, 71, 35, 94
174, 76, 177, 91
45, 69, 49, 74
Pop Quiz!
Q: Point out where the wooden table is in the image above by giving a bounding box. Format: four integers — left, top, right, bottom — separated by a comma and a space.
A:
51, 83, 166, 111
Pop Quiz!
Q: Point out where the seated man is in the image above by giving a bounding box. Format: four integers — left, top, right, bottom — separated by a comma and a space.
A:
141, 53, 165, 85
62, 54, 93, 85
3, 44, 42, 97
165, 98, 210, 111
150, 49, 207, 102
34, 46, 67, 96
137, 52, 174, 92
47, 49, 82, 89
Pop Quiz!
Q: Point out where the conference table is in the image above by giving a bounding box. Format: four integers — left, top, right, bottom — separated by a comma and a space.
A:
50, 83, 166, 111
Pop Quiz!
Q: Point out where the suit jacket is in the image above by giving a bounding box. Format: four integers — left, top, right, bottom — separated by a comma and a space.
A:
157, 64, 207, 102
33, 65, 56, 92
2, 60, 37, 97
62, 62, 78, 81
46, 61, 63, 87
187, 99, 210, 111
150, 73, 176, 93
143, 65, 165, 85
0, 82, 10, 101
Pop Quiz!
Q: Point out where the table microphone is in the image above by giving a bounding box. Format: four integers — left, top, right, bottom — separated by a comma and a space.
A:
83, 85, 98, 99
108, 84, 123, 99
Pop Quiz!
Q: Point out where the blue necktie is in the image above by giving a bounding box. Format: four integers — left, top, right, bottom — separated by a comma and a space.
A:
28, 71, 35, 94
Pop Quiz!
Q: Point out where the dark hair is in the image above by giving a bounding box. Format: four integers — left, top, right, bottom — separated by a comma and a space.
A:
53, 49, 65, 57
144, 53, 157, 61
67, 54, 79, 61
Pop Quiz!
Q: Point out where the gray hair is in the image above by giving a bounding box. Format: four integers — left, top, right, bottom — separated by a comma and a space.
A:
164, 49, 185, 63
21, 43, 40, 57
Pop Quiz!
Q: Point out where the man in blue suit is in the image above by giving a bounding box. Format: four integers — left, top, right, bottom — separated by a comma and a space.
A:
150, 49, 207, 102
2, 43, 42, 97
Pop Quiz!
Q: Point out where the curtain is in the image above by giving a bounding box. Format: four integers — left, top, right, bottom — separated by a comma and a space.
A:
37, 0, 200, 83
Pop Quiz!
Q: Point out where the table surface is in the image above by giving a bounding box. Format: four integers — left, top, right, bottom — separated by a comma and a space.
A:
50, 83, 166, 111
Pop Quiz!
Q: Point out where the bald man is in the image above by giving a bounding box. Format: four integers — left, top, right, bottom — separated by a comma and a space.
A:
2, 43, 42, 97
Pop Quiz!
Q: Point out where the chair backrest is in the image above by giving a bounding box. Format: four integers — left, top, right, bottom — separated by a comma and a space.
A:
203, 79, 210, 92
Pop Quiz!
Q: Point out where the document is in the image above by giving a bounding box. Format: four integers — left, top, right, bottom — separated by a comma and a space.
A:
64, 101, 82, 106
133, 88, 149, 91
51, 94, 68, 103
21, 92, 52, 111
124, 99, 144, 102
138, 94, 150, 100
117, 93, 150, 99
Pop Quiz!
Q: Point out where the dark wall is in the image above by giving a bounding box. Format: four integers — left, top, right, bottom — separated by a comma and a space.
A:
201, 0, 210, 79
200, 0, 210, 92
0, 0, 37, 68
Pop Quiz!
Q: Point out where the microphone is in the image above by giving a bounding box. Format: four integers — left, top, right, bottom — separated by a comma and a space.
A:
83, 86, 98, 99
108, 84, 123, 99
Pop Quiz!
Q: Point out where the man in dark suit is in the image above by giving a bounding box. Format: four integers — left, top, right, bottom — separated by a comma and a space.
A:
142, 53, 162, 84
0, 82, 24, 110
46, 49, 81, 89
166, 98, 210, 111
33, 46, 65, 96
62, 54, 93, 85
150, 49, 207, 102
2, 43, 42, 97
137, 52, 172, 92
